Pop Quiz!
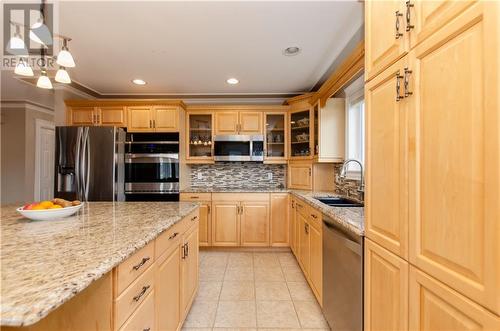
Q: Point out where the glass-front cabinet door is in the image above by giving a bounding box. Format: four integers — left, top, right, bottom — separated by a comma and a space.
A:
187, 112, 213, 162
313, 102, 319, 157
264, 113, 287, 163
289, 108, 312, 158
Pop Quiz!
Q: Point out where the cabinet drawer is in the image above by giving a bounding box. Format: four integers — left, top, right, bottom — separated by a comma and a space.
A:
155, 219, 187, 260
118, 290, 155, 331
308, 207, 322, 231
180, 192, 212, 201
212, 193, 269, 202
116, 242, 154, 295
295, 199, 309, 218
115, 264, 155, 329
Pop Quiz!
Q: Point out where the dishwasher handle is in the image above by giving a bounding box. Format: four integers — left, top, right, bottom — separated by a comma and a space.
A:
323, 220, 363, 256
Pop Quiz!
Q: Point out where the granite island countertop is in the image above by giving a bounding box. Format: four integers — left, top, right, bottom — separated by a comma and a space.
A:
0, 201, 199, 327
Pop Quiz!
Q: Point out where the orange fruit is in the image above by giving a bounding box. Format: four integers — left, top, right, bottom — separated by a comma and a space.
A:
49, 205, 63, 209
39, 201, 54, 208
31, 205, 46, 210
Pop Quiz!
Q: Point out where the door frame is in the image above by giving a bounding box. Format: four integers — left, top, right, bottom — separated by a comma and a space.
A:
34, 119, 55, 201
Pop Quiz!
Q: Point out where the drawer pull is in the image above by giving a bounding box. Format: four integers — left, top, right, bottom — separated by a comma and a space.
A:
133, 285, 150, 302
190, 196, 199, 199
186, 243, 189, 257
132, 257, 150, 271
310, 214, 318, 219
143, 328, 151, 331
169, 232, 179, 240
191, 215, 198, 221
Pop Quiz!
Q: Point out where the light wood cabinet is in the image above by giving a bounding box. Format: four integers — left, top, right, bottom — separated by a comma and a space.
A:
309, 222, 322, 304
119, 291, 155, 331
365, 56, 409, 259
409, 266, 500, 331
364, 238, 408, 331
270, 193, 288, 247
68, 107, 97, 126
156, 244, 180, 331
128, 106, 179, 132
181, 223, 199, 318
365, 0, 408, 80
289, 108, 313, 159
317, 98, 345, 162
197, 203, 211, 247
212, 201, 240, 246
240, 201, 270, 247
98, 107, 126, 126
289, 197, 297, 256
186, 112, 214, 163
215, 111, 262, 135
264, 112, 287, 163
288, 162, 312, 190
298, 211, 310, 276
408, 2, 500, 314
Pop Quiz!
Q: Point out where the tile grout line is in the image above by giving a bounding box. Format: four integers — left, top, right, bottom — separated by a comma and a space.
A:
212, 252, 228, 329
280, 254, 304, 329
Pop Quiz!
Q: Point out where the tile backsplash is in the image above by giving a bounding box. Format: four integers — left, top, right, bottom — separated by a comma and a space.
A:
334, 163, 364, 201
189, 162, 286, 188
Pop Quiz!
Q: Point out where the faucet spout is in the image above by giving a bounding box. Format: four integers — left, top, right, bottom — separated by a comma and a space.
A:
339, 159, 364, 194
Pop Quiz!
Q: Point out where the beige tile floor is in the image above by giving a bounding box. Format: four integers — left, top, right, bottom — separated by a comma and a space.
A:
182, 251, 330, 331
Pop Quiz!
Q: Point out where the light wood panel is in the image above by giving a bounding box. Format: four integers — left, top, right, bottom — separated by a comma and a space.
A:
115, 242, 154, 295
215, 112, 239, 135
198, 203, 211, 247
298, 212, 310, 277
240, 201, 269, 247
408, 2, 500, 314
98, 106, 126, 126
155, 244, 180, 331
365, 56, 408, 259
239, 111, 262, 134
212, 202, 240, 246
119, 291, 155, 331
365, 0, 408, 80
288, 162, 312, 190
154, 106, 179, 132
309, 223, 322, 305
364, 239, 408, 331
70, 107, 95, 125
289, 197, 297, 255
409, 267, 500, 331
181, 224, 199, 318
270, 193, 289, 247
127, 106, 153, 132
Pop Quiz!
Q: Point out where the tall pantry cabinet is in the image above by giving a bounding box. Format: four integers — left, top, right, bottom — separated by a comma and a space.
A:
364, 1, 500, 330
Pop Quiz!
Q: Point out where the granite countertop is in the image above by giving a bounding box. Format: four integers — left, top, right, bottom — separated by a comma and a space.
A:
0, 201, 199, 327
181, 186, 289, 193
290, 190, 364, 236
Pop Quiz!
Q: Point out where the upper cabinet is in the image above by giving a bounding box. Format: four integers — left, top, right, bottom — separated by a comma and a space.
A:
99, 106, 127, 126
289, 108, 313, 159
317, 98, 345, 162
68, 106, 97, 126
67, 106, 127, 127
128, 106, 179, 132
186, 112, 214, 163
215, 111, 262, 135
264, 112, 287, 163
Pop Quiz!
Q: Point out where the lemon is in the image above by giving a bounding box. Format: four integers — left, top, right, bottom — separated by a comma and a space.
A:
31, 205, 46, 210
39, 201, 54, 208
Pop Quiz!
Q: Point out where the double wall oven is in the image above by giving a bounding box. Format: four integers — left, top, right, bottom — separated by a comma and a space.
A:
125, 133, 179, 201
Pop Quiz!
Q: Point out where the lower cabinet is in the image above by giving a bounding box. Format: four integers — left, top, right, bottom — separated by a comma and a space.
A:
270, 193, 289, 246
289, 197, 297, 255
181, 224, 199, 318
298, 211, 310, 276
212, 201, 240, 246
240, 201, 270, 246
364, 238, 409, 331
309, 223, 322, 303
119, 290, 155, 331
180, 193, 212, 246
156, 244, 181, 331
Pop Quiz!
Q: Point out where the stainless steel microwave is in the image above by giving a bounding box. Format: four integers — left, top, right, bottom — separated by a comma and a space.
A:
214, 135, 264, 161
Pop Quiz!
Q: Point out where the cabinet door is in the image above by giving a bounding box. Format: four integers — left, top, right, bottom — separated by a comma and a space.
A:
215, 112, 238, 135
409, 267, 500, 331
156, 245, 180, 331
154, 106, 179, 132
127, 107, 153, 132
198, 203, 211, 246
212, 202, 240, 246
365, 0, 408, 80
99, 107, 126, 126
240, 201, 269, 247
181, 224, 199, 317
409, 0, 476, 48
298, 213, 310, 276
365, 56, 408, 259
270, 193, 288, 247
289, 198, 296, 255
118, 291, 155, 331
309, 223, 322, 304
318, 98, 345, 162
408, 2, 500, 314
186, 112, 214, 162
365, 239, 408, 331
239, 111, 262, 134
288, 163, 312, 190
264, 112, 287, 163
70, 107, 95, 125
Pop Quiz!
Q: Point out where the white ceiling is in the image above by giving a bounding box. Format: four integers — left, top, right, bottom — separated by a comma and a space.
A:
58, 1, 363, 96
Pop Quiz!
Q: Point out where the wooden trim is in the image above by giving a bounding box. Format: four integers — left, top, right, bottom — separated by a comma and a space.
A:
65, 99, 186, 109
186, 104, 289, 112
283, 93, 314, 106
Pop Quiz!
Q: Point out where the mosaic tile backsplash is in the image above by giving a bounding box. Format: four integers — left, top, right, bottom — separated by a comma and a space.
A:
189, 162, 286, 189
334, 163, 364, 201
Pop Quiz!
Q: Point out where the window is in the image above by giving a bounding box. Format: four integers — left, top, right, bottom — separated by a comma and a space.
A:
344, 76, 365, 176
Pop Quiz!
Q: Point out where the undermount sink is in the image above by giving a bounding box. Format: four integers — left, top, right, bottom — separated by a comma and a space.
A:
315, 197, 364, 207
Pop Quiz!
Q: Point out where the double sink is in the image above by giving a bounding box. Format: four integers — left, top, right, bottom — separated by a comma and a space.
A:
315, 197, 363, 208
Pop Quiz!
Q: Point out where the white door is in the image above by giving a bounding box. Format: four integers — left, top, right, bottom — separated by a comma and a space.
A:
35, 120, 55, 201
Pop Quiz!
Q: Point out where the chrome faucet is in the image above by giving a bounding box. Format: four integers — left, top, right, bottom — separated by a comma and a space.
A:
339, 159, 365, 197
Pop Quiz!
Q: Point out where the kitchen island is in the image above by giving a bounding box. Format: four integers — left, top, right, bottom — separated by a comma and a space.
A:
0, 201, 200, 330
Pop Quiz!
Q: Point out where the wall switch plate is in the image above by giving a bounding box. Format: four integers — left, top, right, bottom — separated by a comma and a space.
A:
267, 173, 273, 180
197, 172, 203, 180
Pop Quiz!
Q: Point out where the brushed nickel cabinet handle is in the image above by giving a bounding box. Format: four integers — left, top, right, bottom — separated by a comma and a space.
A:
191, 215, 198, 221
181, 243, 186, 259
396, 71, 404, 102
169, 232, 179, 240
395, 11, 403, 39
186, 243, 189, 257
310, 214, 318, 219
132, 257, 150, 271
133, 285, 150, 302
404, 67, 413, 97
405, 1, 414, 32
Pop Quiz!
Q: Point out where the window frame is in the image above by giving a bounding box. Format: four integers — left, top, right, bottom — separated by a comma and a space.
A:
344, 75, 365, 179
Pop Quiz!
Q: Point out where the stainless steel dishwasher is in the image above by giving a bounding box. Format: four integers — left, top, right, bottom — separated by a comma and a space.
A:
322, 216, 363, 331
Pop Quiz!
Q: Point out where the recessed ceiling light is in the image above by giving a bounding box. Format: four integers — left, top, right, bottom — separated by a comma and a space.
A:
226, 78, 239, 85
132, 79, 146, 85
283, 46, 301, 56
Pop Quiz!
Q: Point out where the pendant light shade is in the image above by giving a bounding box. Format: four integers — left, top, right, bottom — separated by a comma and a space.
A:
37, 70, 53, 89
7, 25, 27, 55
56, 39, 75, 67
14, 58, 34, 76
55, 67, 71, 84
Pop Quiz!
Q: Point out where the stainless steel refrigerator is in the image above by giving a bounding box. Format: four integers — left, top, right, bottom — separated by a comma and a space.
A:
54, 126, 125, 201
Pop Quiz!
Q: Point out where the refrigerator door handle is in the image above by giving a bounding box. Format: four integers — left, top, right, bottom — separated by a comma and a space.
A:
85, 128, 90, 201
75, 128, 83, 200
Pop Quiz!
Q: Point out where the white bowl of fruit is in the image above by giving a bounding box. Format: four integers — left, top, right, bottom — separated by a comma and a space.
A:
17, 199, 83, 221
